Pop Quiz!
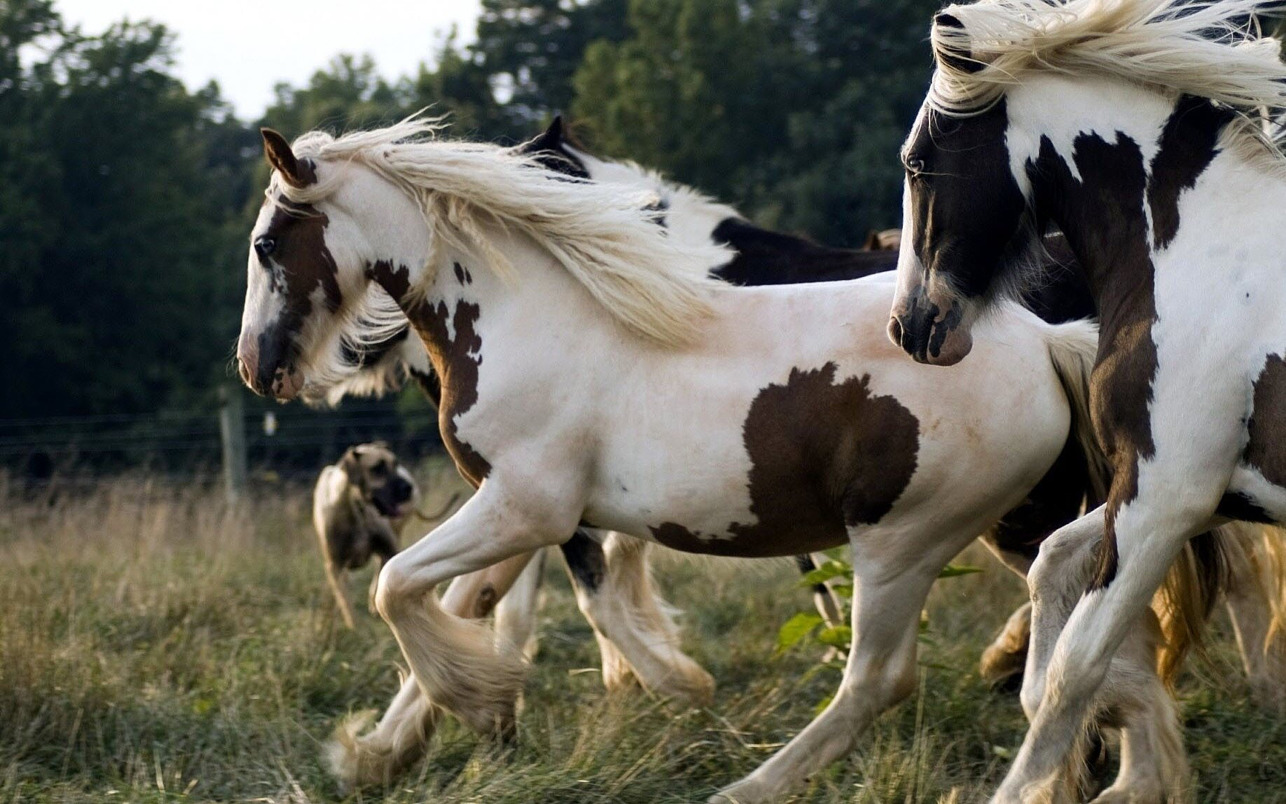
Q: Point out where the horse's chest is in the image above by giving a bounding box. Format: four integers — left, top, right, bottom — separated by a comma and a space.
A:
409, 297, 491, 487
646, 362, 920, 557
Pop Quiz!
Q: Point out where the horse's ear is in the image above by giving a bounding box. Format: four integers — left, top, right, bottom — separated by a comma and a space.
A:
261, 128, 314, 188
932, 11, 985, 74
518, 116, 565, 156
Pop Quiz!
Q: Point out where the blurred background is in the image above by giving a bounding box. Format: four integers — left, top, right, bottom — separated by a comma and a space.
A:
0, 0, 938, 489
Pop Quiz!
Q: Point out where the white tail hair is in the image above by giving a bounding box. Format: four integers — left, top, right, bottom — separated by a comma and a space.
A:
275, 116, 726, 348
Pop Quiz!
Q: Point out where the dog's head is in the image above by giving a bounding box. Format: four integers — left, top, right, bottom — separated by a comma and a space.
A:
339, 442, 418, 520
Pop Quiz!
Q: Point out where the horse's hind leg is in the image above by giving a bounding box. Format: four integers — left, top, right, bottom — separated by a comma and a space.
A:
710, 533, 946, 804
326, 550, 538, 790
1090, 609, 1188, 804
981, 601, 1033, 691
565, 530, 714, 704
495, 548, 547, 660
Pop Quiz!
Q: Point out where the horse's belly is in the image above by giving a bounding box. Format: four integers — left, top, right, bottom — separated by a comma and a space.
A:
584, 362, 923, 558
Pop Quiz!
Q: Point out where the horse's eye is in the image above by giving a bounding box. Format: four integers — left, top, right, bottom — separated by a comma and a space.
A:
904, 156, 926, 177
254, 236, 277, 258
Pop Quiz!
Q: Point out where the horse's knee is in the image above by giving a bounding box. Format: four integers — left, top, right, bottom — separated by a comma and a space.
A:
374, 555, 418, 620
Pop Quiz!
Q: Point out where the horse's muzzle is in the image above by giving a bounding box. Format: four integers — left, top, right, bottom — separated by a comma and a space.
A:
236, 332, 304, 400
887, 296, 973, 366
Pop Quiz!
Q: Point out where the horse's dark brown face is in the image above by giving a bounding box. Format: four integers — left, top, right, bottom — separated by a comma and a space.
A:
236, 131, 343, 401
889, 97, 1029, 366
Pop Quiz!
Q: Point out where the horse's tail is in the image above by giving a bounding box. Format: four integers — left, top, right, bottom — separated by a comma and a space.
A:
1154, 527, 1232, 686
1262, 526, 1286, 645
1161, 522, 1286, 688
1042, 318, 1110, 503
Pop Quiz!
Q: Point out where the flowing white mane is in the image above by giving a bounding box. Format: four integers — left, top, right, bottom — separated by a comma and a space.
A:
929, 0, 1286, 118
275, 117, 726, 348
563, 145, 744, 238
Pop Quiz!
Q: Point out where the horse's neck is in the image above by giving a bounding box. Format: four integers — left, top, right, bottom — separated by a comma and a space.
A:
373, 227, 611, 394
1013, 80, 1213, 327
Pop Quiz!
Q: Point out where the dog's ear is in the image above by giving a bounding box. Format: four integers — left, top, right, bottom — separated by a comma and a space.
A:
339, 446, 366, 489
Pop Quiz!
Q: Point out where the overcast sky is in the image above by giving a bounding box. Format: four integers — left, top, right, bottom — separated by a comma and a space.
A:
54, 0, 484, 118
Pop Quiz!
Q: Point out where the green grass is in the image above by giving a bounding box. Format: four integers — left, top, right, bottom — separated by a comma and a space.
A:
1, 461, 1284, 803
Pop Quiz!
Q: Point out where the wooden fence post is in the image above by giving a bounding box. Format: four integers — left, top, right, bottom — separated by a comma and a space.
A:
219, 384, 248, 503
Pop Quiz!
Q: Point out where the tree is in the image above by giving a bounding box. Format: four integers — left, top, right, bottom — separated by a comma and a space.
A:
475, 0, 630, 122
571, 0, 937, 244
0, 9, 253, 418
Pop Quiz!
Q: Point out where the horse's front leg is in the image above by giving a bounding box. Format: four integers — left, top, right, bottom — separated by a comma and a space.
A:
374, 481, 571, 734
996, 498, 1219, 803
326, 549, 540, 790
709, 542, 942, 804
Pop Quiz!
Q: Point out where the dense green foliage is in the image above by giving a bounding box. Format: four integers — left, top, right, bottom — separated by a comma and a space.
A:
0, 0, 931, 423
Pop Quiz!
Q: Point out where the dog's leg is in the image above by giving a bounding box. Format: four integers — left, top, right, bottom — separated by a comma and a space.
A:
324, 558, 356, 630
981, 601, 1033, 691
367, 521, 400, 615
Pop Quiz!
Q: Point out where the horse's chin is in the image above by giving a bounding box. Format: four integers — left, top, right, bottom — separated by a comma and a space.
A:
271, 367, 306, 402
921, 330, 973, 366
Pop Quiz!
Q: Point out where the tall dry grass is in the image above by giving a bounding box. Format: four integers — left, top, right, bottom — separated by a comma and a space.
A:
0, 463, 1283, 803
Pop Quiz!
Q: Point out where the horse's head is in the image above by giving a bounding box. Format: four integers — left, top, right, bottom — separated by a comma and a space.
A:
888, 11, 1032, 367
236, 129, 408, 401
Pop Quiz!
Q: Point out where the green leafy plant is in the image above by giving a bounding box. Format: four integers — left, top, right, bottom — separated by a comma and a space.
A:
776, 558, 983, 657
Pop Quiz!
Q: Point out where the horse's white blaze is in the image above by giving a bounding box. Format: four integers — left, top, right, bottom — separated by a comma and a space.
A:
239, 202, 288, 341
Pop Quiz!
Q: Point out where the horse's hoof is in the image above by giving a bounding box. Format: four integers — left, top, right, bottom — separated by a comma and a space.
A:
979, 646, 1027, 692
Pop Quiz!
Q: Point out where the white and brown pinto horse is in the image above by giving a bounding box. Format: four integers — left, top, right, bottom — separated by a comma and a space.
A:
231, 117, 1235, 801
891, 1, 1286, 801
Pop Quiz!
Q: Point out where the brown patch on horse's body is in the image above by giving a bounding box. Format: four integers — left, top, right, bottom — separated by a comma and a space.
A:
1031, 133, 1158, 590
368, 260, 491, 486
1026, 97, 1233, 589
1244, 354, 1286, 489
649, 363, 919, 558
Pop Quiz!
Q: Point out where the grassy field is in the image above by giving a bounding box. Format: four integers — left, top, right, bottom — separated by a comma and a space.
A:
2, 459, 1285, 804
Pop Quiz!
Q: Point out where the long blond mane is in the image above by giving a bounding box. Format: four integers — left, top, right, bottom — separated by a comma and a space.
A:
929, 0, 1286, 118
274, 117, 725, 348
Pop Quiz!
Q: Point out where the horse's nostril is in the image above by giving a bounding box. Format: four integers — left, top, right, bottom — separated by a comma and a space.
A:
887, 316, 905, 349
